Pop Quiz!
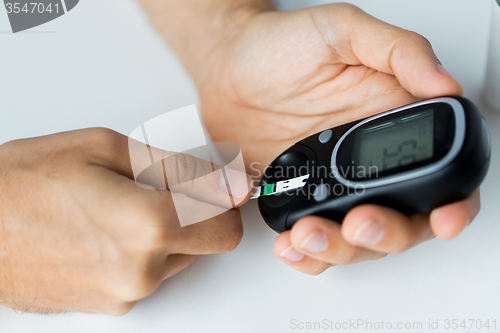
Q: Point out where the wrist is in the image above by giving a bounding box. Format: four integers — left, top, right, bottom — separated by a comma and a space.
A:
138, 0, 275, 85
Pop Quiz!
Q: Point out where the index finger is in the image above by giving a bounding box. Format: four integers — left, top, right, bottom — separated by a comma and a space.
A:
89, 129, 253, 209
136, 152, 253, 209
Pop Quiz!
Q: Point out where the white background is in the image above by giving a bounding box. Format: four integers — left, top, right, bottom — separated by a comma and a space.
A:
1, 1, 499, 332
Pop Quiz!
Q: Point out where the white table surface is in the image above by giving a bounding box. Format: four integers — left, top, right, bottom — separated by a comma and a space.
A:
1, 1, 499, 332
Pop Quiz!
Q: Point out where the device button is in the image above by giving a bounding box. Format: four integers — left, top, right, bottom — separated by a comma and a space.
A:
318, 130, 333, 144
313, 184, 329, 202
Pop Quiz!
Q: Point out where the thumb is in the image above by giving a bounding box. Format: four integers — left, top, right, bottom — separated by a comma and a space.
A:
318, 3, 463, 98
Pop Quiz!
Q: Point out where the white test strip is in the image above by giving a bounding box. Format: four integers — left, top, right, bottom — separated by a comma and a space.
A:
250, 174, 310, 199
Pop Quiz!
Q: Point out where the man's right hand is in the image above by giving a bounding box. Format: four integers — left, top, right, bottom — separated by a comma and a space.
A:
0, 128, 251, 315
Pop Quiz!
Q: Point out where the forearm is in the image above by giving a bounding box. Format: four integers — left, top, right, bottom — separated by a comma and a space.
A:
137, 0, 274, 84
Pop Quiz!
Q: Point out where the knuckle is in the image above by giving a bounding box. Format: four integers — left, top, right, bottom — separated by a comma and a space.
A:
333, 2, 362, 15
165, 153, 197, 186
124, 222, 177, 255
308, 262, 333, 276
392, 230, 416, 253
146, 225, 178, 249
220, 221, 244, 253
214, 211, 244, 253
404, 30, 431, 47
333, 247, 359, 265
86, 127, 126, 152
88, 127, 119, 142
106, 302, 138, 317
112, 268, 160, 302
105, 235, 170, 302
317, 3, 363, 27
0, 139, 17, 153
370, 252, 389, 262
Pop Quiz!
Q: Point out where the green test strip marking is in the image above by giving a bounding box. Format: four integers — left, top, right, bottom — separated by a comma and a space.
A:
262, 184, 276, 196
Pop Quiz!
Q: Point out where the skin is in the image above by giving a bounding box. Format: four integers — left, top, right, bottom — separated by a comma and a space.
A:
0, 128, 252, 315
139, 1, 480, 274
0, 0, 482, 316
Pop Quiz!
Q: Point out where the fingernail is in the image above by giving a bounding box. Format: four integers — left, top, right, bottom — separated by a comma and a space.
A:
466, 218, 472, 227
280, 246, 304, 262
436, 63, 452, 77
299, 230, 329, 253
351, 220, 384, 245
219, 168, 251, 198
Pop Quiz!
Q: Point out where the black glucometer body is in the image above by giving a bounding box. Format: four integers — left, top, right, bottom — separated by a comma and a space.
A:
258, 97, 491, 233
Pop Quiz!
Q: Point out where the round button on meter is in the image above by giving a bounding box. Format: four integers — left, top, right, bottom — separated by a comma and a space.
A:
318, 129, 333, 144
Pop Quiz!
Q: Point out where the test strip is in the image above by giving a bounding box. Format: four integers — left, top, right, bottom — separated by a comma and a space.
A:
250, 174, 310, 199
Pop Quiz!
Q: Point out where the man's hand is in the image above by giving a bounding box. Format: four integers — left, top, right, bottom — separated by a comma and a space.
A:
139, 2, 480, 273
199, 3, 465, 171
0, 128, 251, 315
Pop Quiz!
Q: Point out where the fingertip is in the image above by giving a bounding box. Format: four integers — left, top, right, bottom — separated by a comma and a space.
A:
401, 61, 463, 99
341, 205, 383, 242
274, 231, 292, 255
290, 216, 324, 240
388, 32, 463, 99
341, 205, 435, 254
220, 168, 254, 205
289, 216, 340, 251
430, 203, 469, 240
429, 62, 464, 97
274, 232, 306, 263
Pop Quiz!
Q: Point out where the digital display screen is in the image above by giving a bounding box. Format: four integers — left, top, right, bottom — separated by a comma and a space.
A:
353, 109, 434, 175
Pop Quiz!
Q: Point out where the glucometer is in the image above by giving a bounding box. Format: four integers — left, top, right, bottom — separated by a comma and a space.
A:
253, 96, 491, 233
